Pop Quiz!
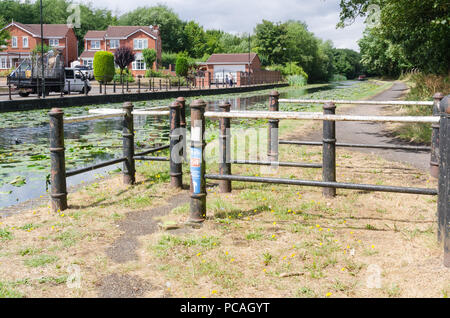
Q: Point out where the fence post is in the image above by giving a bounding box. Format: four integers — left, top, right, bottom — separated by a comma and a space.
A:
159, 79, 162, 91
138, 77, 141, 94
99, 82, 102, 94
126, 78, 129, 92
122, 78, 125, 94
113, 79, 116, 93
177, 97, 187, 161
149, 79, 151, 92
104, 83, 107, 95
8, 84, 12, 100
37, 77, 40, 99
268, 91, 279, 163
437, 96, 450, 267
122, 102, 135, 185
169, 101, 183, 188
431, 92, 444, 178
49, 108, 68, 212
219, 101, 232, 193
322, 102, 337, 197
188, 99, 207, 223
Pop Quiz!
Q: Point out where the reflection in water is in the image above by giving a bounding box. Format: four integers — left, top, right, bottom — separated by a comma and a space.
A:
0, 83, 345, 210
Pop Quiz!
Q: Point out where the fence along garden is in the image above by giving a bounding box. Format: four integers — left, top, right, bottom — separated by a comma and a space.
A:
47, 92, 450, 267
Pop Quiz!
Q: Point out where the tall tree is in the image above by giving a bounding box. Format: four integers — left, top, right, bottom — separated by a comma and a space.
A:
254, 20, 288, 65
0, 17, 10, 51
338, 0, 450, 74
183, 21, 206, 58
118, 5, 185, 53
332, 48, 363, 79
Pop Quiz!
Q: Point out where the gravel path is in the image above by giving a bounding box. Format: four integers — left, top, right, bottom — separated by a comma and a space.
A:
98, 191, 190, 297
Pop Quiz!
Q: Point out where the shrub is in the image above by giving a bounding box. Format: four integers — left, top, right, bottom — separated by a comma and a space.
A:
267, 62, 308, 80
0, 68, 14, 77
145, 69, 167, 78
161, 52, 178, 68
169, 76, 187, 86
175, 54, 189, 77
287, 74, 307, 86
113, 68, 134, 82
93, 51, 115, 83
142, 48, 156, 70
331, 74, 347, 82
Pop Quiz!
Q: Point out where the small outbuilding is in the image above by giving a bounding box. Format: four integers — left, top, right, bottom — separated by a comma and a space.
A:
199, 53, 281, 86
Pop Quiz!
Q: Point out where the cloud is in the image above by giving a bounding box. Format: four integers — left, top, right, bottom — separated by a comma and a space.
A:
80, 0, 365, 51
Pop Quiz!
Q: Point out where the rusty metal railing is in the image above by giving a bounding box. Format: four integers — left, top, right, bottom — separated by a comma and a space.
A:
49, 100, 186, 213
186, 91, 449, 267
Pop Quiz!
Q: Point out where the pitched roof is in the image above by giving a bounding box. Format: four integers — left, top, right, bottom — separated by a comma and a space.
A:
206, 53, 258, 64
84, 30, 107, 39
79, 51, 96, 59
105, 26, 159, 39
6, 22, 71, 38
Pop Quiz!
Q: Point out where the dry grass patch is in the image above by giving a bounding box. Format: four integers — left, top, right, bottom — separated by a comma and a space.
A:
0, 157, 183, 297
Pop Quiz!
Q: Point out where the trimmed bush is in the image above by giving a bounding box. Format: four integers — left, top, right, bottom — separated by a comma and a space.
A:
175, 55, 189, 77
94, 51, 115, 83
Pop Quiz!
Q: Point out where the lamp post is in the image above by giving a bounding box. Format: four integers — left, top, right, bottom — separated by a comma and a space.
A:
40, 0, 45, 98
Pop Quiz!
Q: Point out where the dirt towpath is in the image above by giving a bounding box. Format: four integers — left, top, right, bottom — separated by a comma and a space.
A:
288, 81, 431, 172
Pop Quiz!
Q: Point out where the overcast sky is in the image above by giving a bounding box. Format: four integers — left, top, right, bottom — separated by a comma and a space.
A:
80, 0, 366, 51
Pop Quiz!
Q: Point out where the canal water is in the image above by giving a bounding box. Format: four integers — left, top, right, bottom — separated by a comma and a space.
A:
0, 81, 361, 212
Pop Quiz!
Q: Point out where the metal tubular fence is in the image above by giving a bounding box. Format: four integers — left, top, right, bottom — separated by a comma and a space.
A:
49, 99, 185, 213
188, 91, 449, 267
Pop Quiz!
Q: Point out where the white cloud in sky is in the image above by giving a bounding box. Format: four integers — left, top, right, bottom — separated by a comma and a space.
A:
80, 0, 366, 51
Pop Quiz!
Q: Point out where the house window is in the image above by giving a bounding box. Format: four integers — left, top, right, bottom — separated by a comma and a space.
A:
90, 40, 100, 50
133, 39, 148, 50
49, 39, 59, 47
11, 37, 18, 48
132, 59, 146, 70
23, 37, 29, 48
0, 57, 7, 69
84, 59, 93, 68
109, 39, 120, 49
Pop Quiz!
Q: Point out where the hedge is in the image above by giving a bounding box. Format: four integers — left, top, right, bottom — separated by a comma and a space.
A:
94, 51, 115, 83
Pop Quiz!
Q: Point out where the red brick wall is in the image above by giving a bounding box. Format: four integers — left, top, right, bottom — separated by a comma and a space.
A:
4, 25, 37, 54
4, 25, 77, 67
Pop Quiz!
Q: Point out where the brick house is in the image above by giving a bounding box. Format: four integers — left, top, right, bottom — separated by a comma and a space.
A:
197, 53, 281, 86
0, 21, 78, 69
79, 25, 162, 77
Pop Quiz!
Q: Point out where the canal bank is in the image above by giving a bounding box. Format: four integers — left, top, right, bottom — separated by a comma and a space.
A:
0, 83, 288, 113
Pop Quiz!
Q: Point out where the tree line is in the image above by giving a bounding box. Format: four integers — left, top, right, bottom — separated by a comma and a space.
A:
338, 0, 449, 77
0, 0, 365, 82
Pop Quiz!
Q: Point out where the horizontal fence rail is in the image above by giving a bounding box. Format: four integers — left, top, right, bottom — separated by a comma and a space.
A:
66, 157, 127, 178
279, 140, 432, 151
204, 111, 439, 123
279, 99, 434, 106
230, 160, 322, 168
205, 174, 438, 195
